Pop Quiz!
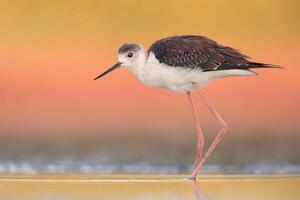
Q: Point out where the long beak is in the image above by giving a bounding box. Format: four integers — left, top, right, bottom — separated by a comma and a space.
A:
93, 62, 122, 80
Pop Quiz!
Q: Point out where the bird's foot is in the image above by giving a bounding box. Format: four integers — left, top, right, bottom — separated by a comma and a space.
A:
188, 176, 197, 181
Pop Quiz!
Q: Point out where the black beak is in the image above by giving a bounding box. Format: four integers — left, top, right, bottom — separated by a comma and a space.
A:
93, 62, 122, 80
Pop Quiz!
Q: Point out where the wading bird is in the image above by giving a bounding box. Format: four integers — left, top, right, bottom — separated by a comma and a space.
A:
94, 35, 278, 180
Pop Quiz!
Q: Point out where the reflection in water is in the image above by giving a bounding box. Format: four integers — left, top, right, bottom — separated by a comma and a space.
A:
192, 180, 207, 200
0, 176, 299, 200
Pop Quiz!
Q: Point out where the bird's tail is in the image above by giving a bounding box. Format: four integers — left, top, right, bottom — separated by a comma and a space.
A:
247, 62, 282, 69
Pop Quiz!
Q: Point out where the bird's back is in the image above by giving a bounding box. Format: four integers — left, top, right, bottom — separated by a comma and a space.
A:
148, 35, 277, 71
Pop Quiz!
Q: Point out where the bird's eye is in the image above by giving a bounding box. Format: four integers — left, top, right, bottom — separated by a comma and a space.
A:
127, 52, 133, 57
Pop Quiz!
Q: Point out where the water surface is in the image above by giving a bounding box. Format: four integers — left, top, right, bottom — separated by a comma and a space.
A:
0, 175, 299, 200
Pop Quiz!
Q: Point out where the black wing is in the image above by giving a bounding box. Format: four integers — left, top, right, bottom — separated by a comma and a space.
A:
148, 35, 276, 71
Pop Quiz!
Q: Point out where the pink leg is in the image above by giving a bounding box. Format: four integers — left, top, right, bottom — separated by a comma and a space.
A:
191, 83, 228, 180
187, 92, 205, 170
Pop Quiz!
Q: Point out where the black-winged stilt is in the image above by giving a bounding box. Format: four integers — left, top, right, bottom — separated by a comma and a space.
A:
94, 35, 278, 180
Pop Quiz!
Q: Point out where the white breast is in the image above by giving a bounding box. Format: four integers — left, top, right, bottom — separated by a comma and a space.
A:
134, 53, 256, 93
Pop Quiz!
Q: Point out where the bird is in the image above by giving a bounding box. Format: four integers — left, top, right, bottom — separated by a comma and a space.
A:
93, 35, 279, 180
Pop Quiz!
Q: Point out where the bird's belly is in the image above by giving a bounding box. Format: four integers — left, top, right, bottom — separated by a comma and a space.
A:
137, 56, 256, 93
140, 64, 203, 92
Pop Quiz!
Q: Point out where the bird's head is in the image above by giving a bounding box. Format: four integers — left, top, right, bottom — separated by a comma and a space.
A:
94, 43, 146, 80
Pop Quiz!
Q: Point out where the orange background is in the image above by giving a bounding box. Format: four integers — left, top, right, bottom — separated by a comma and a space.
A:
0, 0, 299, 138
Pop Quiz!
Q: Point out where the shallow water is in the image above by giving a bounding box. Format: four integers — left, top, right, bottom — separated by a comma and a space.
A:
0, 175, 299, 200
1, 134, 300, 175
1, 162, 300, 175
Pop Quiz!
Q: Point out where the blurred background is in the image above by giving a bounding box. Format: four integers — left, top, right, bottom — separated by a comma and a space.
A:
0, 0, 299, 174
